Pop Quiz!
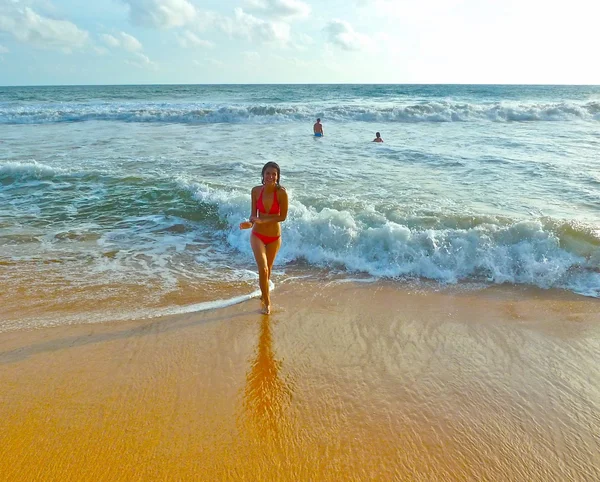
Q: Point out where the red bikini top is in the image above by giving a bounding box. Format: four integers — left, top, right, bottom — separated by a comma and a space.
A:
257, 187, 280, 214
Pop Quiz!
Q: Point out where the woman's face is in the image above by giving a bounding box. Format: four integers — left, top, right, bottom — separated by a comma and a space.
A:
263, 167, 278, 185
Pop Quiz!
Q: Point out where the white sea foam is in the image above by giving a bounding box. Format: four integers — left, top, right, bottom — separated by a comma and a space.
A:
0, 160, 62, 178
1, 100, 600, 124
181, 182, 600, 297
0, 286, 267, 333
159, 281, 275, 316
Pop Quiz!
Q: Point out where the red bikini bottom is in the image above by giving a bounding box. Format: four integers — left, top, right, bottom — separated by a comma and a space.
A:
252, 231, 280, 245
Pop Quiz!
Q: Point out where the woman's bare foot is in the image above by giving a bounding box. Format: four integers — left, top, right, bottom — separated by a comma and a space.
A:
260, 296, 271, 315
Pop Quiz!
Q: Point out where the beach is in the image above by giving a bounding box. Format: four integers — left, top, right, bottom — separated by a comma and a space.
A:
2, 280, 599, 481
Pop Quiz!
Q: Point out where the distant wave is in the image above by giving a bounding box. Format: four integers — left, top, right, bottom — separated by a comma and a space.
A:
0, 160, 64, 178
1, 100, 599, 124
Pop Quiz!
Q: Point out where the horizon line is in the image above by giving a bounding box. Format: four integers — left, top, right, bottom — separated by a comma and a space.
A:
2, 82, 600, 88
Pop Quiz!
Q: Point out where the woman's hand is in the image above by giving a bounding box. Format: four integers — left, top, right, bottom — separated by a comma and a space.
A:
249, 215, 261, 224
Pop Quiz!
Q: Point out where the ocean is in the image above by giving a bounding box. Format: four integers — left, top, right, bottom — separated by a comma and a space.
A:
1, 84, 599, 330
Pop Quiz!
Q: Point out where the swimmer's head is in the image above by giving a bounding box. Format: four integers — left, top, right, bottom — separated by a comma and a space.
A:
376, 132, 381, 138
316, 118, 321, 122
262, 161, 280, 186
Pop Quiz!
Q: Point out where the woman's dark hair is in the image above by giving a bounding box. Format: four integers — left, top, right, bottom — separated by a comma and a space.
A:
261, 161, 281, 186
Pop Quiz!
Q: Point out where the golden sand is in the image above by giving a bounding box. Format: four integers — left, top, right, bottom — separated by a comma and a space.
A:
1, 281, 599, 481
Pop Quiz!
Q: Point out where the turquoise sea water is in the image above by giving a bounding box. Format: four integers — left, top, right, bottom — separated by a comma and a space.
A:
1, 84, 599, 329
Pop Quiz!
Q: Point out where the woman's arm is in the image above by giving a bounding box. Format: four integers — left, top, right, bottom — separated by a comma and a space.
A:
249, 187, 258, 222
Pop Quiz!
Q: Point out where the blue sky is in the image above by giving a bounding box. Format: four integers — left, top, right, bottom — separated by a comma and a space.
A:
0, 0, 599, 86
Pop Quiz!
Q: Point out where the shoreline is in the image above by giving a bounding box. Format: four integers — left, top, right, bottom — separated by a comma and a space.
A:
1, 281, 599, 480
2, 272, 598, 335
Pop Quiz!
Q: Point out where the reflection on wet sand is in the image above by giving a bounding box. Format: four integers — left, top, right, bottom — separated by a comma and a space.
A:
241, 314, 293, 437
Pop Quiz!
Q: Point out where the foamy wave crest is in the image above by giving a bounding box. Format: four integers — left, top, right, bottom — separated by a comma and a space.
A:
218, 194, 600, 297
2, 100, 599, 124
327, 100, 600, 122
0, 103, 310, 125
0, 160, 63, 180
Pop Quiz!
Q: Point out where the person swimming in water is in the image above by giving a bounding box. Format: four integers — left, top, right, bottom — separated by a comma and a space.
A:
244, 162, 288, 315
373, 132, 383, 143
313, 118, 324, 137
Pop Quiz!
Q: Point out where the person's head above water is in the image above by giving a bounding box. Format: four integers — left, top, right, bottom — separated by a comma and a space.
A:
261, 161, 280, 186
316, 118, 321, 123
375, 132, 381, 138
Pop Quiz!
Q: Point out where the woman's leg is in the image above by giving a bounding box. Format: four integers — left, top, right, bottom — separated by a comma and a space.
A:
250, 234, 270, 313
263, 238, 281, 313
265, 237, 282, 282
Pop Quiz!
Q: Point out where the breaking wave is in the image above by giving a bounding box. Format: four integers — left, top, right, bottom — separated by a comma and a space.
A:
1, 100, 600, 124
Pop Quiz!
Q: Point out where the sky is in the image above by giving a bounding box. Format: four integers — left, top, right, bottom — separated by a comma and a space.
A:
0, 0, 599, 86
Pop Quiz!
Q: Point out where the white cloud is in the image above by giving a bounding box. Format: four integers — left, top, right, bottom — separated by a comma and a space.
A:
101, 34, 120, 48
121, 0, 198, 29
177, 31, 214, 48
100, 30, 152, 67
0, 6, 88, 52
119, 32, 142, 52
352, 0, 440, 16
354, 0, 390, 5
243, 0, 311, 20
324, 19, 373, 51
134, 52, 151, 63
125, 51, 157, 69
223, 8, 290, 44
101, 32, 142, 52
0, 44, 9, 54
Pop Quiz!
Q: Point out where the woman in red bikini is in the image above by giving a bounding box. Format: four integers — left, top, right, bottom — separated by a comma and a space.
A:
247, 162, 288, 314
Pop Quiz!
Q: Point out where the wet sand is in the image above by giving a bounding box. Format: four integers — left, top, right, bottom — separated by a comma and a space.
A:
1, 281, 599, 481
